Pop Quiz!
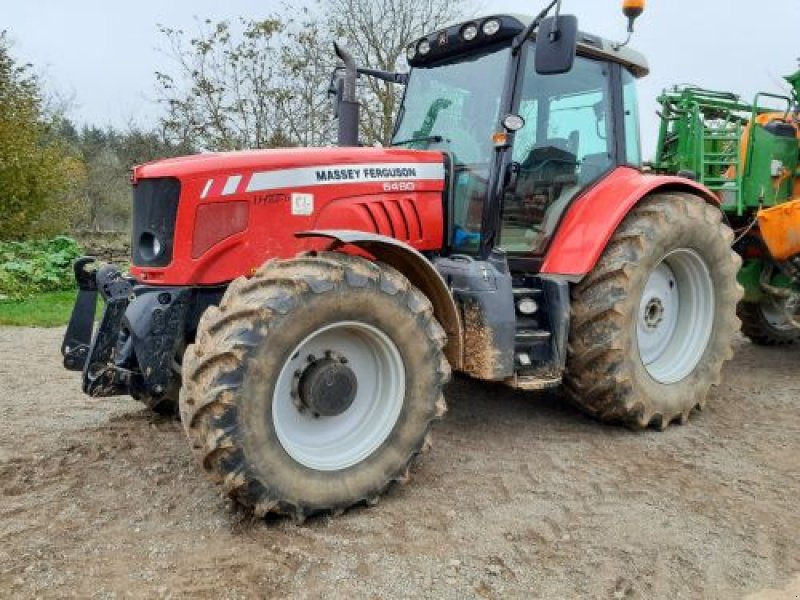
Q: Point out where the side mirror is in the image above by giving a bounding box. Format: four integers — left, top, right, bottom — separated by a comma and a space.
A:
535, 15, 578, 75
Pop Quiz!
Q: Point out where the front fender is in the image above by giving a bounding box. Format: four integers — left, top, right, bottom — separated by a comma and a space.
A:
541, 167, 720, 277
296, 230, 463, 369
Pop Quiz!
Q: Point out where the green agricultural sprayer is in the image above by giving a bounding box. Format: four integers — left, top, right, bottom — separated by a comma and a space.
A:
655, 68, 800, 344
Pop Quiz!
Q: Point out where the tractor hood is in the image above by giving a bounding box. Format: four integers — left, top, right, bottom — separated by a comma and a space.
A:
128, 145, 448, 288
132, 146, 446, 183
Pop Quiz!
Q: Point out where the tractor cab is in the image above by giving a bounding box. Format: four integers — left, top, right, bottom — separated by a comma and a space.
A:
391, 14, 649, 263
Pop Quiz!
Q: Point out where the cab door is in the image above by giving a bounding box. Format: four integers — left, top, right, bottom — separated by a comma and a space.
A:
500, 48, 618, 256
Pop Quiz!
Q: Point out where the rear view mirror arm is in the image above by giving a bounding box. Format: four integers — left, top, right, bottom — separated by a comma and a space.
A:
512, 0, 560, 54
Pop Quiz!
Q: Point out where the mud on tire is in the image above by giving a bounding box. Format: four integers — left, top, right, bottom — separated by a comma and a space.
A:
564, 192, 742, 429
179, 252, 449, 520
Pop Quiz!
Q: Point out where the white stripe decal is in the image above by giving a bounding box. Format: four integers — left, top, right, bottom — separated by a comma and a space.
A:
222, 174, 243, 196
200, 179, 214, 199
246, 162, 444, 193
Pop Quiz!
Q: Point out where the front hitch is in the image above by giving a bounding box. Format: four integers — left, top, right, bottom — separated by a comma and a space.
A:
62, 257, 100, 371
61, 258, 136, 396
61, 256, 194, 399
61, 257, 137, 395
81, 263, 136, 397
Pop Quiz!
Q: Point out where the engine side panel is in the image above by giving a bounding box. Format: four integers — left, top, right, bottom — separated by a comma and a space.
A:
540, 166, 720, 277
129, 148, 447, 286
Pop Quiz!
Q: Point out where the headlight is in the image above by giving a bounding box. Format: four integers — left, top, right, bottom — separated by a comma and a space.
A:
406, 45, 416, 61
482, 19, 501, 36
139, 231, 163, 261
418, 39, 431, 55
502, 113, 526, 132
461, 23, 478, 41
517, 297, 538, 315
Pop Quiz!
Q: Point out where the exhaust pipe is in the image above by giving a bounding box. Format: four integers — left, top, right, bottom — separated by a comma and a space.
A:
334, 42, 359, 147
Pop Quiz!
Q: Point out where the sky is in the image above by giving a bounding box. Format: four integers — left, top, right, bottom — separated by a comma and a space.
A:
3, 0, 798, 158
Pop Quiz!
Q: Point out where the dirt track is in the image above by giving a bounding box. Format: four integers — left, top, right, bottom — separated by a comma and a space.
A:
1, 326, 798, 599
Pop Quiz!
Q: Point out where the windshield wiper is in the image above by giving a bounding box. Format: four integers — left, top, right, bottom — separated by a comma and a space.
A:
391, 135, 449, 147
357, 68, 408, 85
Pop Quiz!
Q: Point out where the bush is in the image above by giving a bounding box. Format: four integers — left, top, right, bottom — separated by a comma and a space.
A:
0, 34, 87, 241
0, 236, 82, 300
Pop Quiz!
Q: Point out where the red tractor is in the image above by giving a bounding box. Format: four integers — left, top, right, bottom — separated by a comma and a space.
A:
62, 2, 741, 520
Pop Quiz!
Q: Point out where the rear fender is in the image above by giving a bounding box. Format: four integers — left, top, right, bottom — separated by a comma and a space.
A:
297, 230, 463, 369
541, 167, 720, 277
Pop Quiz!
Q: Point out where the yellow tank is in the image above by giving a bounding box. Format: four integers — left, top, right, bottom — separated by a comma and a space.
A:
758, 197, 800, 260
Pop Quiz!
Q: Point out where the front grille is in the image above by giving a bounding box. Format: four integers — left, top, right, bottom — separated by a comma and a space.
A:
131, 177, 181, 267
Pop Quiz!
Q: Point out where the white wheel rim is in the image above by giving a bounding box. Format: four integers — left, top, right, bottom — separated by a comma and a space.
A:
272, 321, 405, 471
637, 248, 714, 384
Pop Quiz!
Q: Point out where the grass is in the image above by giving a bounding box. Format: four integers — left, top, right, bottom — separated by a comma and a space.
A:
0, 289, 81, 327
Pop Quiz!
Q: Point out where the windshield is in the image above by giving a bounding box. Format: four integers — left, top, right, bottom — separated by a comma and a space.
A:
392, 47, 511, 252
392, 48, 509, 165
392, 47, 509, 164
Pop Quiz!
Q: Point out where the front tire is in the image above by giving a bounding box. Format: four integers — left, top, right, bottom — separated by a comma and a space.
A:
179, 253, 449, 520
564, 193, 742, 429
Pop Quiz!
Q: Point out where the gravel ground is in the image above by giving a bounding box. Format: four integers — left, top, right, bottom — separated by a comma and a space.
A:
0, 326, 798, 599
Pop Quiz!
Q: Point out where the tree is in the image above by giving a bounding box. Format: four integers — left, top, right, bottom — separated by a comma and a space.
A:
275, 11, 338, 147
155, 1, 472, 150
156, 17, 313, 150
67, 122, 195, 231
0, 32, 85, 240
80, 129, 129, 231
110, 123, 194, 168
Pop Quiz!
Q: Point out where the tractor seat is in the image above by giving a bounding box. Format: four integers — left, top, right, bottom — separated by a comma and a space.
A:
520, 144, 577, 175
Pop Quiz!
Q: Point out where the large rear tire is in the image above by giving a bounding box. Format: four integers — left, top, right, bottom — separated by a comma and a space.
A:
564, 193, 741, 429
738, 298, 800, 346
179, 252, 449, 520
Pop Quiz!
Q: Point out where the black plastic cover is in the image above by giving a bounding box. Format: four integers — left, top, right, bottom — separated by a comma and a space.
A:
763, 120, 798, 139
132, 177, 181, 267
407, 15, 525, 68
433, 253, 516, 380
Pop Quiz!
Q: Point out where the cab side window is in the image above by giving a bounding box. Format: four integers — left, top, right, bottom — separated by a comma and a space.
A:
500, 51, 613, 254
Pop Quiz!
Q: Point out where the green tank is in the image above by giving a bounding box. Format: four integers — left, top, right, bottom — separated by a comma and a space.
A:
654, 68, 800, 345
741, 118, 798, 208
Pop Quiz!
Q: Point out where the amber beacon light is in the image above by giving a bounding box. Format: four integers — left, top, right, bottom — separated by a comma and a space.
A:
623, 0, 645, 29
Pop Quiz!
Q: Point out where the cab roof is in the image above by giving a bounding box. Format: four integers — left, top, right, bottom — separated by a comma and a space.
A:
408, 14, 649, 78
